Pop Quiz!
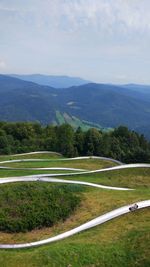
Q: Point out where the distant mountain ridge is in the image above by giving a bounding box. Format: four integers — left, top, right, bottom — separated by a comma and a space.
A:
0, 74, 150, 139
10, 74, 91, 88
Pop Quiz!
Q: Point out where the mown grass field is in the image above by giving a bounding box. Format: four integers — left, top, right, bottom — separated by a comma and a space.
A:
0, 153, 149, 267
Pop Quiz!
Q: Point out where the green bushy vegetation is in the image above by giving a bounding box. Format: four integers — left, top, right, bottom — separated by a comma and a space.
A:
0, 183, 81, 233
0, 121, 150, 163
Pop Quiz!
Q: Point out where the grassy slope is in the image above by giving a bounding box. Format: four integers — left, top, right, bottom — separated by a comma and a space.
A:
0, 187, 149, 244
61, 168, 150, 189
56, 110, 93, 131
0, 155, 149, 267
55, 110, 111, 132
0, 167, 149, 189
0, 203, 149, 267
0, 158, 116, 170
0, 152, 63, 161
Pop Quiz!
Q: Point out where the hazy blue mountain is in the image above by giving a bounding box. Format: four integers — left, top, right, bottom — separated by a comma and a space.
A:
57, 83, 150, 133
0, 75, 150, 138
10, 74, 90, 88
120, 84, 150, 101
123, 83, 150, 92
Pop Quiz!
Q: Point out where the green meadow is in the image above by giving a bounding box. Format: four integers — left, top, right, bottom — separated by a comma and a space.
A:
0, 153, 149, 267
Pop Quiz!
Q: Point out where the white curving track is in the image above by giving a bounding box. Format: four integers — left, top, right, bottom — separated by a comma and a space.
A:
0, 166, 86, 172
0, 199, 149, 249
1, 151, 122, 165
0, 154, 123, 164
0, 154, 123, 172
0, 156, 150, 176
0, 152, 149, 249
10, 151, 62, 157
0, 163, 150, 176
0, 176, 132, 191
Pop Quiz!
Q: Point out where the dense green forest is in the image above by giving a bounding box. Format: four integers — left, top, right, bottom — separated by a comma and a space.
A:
0, 121, 150, 163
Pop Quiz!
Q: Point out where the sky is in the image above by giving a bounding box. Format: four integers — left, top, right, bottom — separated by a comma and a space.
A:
0, 0, 150, 84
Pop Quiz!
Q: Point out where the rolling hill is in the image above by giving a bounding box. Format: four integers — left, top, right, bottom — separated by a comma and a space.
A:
10, 74, 90, 88
0, 74, 150, 138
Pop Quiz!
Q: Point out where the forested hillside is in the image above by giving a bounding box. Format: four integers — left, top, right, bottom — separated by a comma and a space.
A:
10, 74, 90, 88
1, 75, 150, 138
0, 122, 150, 163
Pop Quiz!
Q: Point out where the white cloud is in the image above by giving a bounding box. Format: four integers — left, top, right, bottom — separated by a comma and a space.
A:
0, 0, 150, 83
37, 0, 150, 34
0, 60, 6, 70
1, 0, 150, 35
0, 7, 17, 12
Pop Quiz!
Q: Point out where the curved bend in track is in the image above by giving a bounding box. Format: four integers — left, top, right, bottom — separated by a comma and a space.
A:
0, 153, 122, 171
0, 153, 150, 175
2, 151, 122, 165
0, 199, 149, 249
0, 151, 149, 249
11, 151, 62, 157
0, 176, 132, 191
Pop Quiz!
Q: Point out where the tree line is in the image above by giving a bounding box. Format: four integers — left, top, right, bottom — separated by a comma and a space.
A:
0, 121, 150, 163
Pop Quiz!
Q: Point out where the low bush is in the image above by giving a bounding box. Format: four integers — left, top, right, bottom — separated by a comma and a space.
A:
0, 183, 81, 233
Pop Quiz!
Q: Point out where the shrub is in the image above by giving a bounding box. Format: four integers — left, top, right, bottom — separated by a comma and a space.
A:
0, 183, 81, 233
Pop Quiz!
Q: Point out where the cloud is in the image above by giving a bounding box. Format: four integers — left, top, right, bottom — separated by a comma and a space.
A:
0, 7, 17, 12
1, 0, 150, 34
0, 0, 150, 83
36, 0, 150, 34
0, 60, 6, 70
